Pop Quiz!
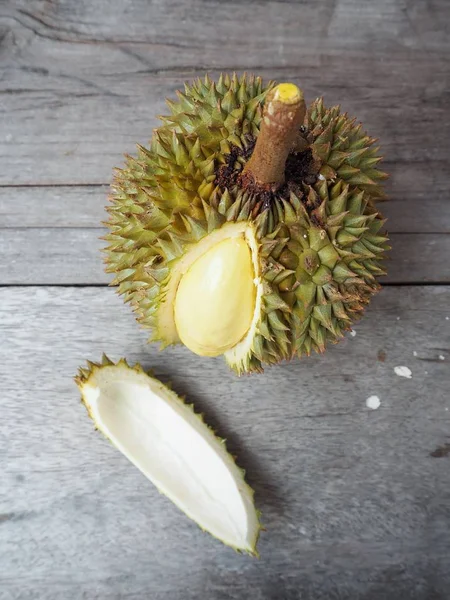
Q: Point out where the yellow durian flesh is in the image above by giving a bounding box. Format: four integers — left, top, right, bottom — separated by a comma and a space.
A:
174, 236, 256, 357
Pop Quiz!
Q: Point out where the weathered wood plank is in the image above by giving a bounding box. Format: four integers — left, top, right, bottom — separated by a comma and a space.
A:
0, 186, 108, 228
0, 228, 106, 284
1, 285, 449, 599
7, 0, 450, 51
0, 228, 448, 284
1, 57, 448, 186
1, 166, 449, 233
1, 1, 449, 597
1, 1, 449, 185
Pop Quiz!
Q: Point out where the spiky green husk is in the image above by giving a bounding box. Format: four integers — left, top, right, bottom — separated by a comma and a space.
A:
75, 354, 262, 555
307, 98, 388, 199
104, 73, 389, 373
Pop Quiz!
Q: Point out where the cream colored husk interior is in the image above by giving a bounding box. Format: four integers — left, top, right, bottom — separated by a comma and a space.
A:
79, 364, 260, 552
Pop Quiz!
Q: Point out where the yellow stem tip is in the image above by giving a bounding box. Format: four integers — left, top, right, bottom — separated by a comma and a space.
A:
272, 83, 303, 105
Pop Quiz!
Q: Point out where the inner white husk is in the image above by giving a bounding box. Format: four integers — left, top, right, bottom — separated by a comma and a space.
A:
80, 364, 260, 552
157, 222, 264, 354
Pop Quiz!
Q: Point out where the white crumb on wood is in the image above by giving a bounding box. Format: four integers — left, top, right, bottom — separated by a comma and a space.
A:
396, 316, 401, 320
350, 329, 356, 337
35, 288, 49, 302
413, 351, 418, 357
366, 395, 381, 410
446, 317, 449, 320
394, 366, 412, 379
439, 355, 445, 360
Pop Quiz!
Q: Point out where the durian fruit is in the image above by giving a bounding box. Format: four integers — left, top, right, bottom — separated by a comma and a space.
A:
105, 74, 389, 374
75, 355, 261, 554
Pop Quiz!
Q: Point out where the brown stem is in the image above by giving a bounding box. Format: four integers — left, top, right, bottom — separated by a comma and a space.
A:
243, 83, 306, 188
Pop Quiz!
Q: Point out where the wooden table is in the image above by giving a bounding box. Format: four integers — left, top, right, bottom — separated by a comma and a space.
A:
1, 1, 449, 598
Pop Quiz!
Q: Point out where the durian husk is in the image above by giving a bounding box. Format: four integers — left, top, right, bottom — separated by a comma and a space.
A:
104, 74, 389, 373
75, 355, 261, 554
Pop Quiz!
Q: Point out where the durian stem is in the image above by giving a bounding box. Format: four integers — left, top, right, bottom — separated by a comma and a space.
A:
243, 83, 306, 188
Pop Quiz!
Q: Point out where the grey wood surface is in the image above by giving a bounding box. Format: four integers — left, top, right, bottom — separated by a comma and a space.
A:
1, 287, 450, 600
1, 0, 450, 598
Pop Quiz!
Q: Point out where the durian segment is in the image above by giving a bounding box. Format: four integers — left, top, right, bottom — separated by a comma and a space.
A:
174, 236, 256, 357
75, 356, 261, 554
154, 221, 260, 347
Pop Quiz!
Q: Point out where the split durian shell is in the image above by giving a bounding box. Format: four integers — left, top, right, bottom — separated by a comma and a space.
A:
104, 74, 389, 374
75, 355, 261, 554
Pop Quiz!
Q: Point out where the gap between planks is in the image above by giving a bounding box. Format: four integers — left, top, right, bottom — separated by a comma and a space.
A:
1, 282, 450, 289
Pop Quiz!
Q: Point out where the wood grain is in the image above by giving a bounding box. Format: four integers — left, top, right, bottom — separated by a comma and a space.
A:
1, 285, 449, 599
8, 0, 450, 51
1, 0, 450, 597
1, 228, 449, 285
0, 186, 108, 228
1, 1, 449, 185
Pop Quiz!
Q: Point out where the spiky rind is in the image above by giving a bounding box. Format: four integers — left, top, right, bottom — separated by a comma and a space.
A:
289, 179, 388, 357
226, 179, 388, 371
75, 355, 262, 556
104, 73, 389, 373
104, 73, 274, 315
307, 98, 388, 200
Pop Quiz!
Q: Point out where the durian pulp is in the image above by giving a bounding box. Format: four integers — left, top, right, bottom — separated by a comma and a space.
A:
79, 363, 260, 552
157, 223, 264, 362
174, 237, 256, 357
